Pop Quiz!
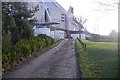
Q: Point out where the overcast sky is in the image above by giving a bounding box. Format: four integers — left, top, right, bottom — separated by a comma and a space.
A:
55, 0, 118, 35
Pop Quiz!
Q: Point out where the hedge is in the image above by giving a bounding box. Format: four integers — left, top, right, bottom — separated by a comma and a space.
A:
2, 34, 55, 72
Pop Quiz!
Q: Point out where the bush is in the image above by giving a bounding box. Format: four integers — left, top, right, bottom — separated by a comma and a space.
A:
15, 40, 31, 57
2, 34, 55, 72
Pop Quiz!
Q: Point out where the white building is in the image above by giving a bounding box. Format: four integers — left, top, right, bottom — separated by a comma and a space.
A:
29, 0, 85, 39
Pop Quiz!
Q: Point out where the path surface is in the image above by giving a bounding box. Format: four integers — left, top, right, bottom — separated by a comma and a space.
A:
3, 39, 80, 78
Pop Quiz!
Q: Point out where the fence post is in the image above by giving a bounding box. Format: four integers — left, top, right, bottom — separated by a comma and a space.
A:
84, 43, 86, 51
77, 38, 87, 51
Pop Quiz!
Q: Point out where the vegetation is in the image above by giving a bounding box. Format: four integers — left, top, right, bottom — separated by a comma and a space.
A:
75, 39, 97, 78
90, 30, 118, 42
75, 39, 118, 78
2, 2, 55, 73
2, 34, 54, 73
2, 2, 38, 45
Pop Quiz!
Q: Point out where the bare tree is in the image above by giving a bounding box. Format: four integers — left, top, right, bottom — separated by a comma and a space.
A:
76, 16, 88, 33
95, 0, 119, 11
76, 16, 87, 25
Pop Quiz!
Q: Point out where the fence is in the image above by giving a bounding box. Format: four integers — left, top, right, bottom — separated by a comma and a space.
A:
77, 38, 86, 51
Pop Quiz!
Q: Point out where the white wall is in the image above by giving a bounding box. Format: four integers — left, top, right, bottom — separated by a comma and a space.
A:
34, 28, 50, 36
48, 8, 66, 29
54, 30, 64, 39
50, 31, 54, 38
28, 2, 46, 22
71, 34, 79, 40
34, 27, 65, 39
71, 34, 86, 40
34, 3, 46, 22
80, 34, 86, 40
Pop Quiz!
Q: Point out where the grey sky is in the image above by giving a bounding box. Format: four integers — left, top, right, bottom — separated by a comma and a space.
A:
55, 0, 118, 35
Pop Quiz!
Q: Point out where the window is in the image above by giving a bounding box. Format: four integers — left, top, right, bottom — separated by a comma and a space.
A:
61, 20, 65, 22
61, 13, 65, 16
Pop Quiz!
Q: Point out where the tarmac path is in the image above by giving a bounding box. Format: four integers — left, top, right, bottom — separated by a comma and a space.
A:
3, 39, 80, 78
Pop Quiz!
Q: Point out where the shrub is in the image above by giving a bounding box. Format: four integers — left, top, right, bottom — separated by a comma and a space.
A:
2, 34, 55, 72
16, 40, 32, 57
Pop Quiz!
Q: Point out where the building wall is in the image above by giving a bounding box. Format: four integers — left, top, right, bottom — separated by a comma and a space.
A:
28, 1, 46, 23
34, 3, 46, 22
29, 1, 84, 39
54, 30, 65, 39
50, 31, 54, 38
71, 34, 79, 40
34, 27, 65, 39
80, 34, 86, 40
45, 7, 66, 29
34, 27, 50, 36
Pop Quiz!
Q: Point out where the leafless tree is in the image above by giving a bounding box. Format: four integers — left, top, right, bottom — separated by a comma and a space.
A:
76, 16, 88, 33
76, 16, 87, 25
95, 0, 119, 11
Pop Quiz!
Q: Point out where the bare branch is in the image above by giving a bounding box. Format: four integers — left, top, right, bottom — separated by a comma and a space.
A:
97, 1, 117, 7
76, 16, 87, 25
96, 0, 119, 11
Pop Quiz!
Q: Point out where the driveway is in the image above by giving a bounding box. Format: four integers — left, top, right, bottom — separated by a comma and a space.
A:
3, 39, 80, 78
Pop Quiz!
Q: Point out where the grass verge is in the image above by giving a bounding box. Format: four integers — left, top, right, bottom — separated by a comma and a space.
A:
75, 39, 118, 78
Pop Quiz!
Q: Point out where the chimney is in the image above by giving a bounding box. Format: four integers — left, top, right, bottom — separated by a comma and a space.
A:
68, 6, 74, 14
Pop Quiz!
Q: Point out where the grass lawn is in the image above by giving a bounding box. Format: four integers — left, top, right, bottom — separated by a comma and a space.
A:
75, 39, 118, 78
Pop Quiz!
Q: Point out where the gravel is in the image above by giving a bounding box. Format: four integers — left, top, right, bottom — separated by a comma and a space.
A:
3, 39, 80, 78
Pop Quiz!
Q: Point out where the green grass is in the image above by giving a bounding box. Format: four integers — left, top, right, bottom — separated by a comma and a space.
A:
76, 39, 118, 78
75, 40, 97, 78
